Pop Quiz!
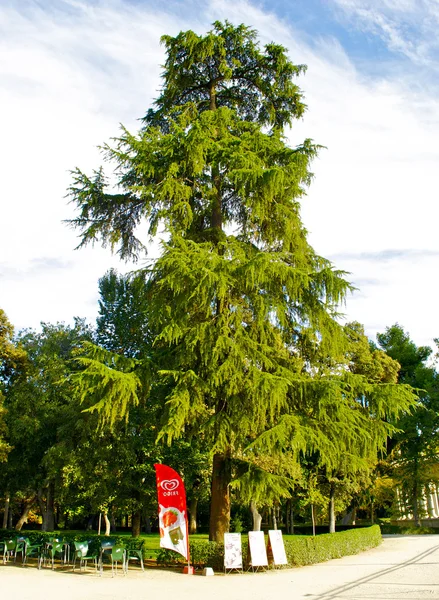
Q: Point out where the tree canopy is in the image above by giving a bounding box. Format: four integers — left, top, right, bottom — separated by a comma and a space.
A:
65, 21, 417, 541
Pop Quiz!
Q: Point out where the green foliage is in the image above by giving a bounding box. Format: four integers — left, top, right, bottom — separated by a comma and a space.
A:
157, 526, 381, 570
377, 324, 439, 521
0, 308, 27, 462
72, 342, 142, 430
379, 524, 439, 535
148, 21, 307, 130
66, 20, 418, 538
0, 320, 93, 503
283, 525, 382, 565
96, 269, 152, 358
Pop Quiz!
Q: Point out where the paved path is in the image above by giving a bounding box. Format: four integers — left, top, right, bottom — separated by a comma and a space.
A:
1, 535, 439, 599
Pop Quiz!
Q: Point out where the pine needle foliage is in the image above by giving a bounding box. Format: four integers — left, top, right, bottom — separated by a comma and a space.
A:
71, 342, 142, 431
66, 22, 417, 537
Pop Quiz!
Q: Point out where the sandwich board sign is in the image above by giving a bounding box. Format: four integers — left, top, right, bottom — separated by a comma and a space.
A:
248, 531, 268, 570
224, 533, 243, 573
267, 530, 288, 567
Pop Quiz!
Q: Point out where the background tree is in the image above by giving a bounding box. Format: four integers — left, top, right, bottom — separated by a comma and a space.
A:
0, 320, 93, 530
96, 269, 152, 358
377, 324, 439, 526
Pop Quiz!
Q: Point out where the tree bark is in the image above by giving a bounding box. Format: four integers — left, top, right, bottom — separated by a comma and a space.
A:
15, 498, 35, 531
250, 500, 262, 531
104, 512, 111, 536
272, 506, 278, 530
189, 496, 198, 534
131, 510, 141, 538
3, 491, 10, 529
38, 482, 55, 531
412, 483, 421, 527
209, 452, 231, 541
286, 499, 295, 534
311, 504, 316, 537
328, 482, 336, 533
110, 514, 116, 532
143, 514, 152, 534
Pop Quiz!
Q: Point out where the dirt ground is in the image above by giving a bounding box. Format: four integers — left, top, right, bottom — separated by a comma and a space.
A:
2, 535, 439, 600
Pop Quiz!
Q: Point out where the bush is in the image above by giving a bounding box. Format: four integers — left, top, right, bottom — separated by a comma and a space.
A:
380, 524, 439, 535
284, 525, 382, 566
156, 525, 382, 571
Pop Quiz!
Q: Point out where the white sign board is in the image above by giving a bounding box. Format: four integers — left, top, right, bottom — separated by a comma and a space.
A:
268, 530, 288, 566
224, 533, 243, 570
248, 531, 268, 567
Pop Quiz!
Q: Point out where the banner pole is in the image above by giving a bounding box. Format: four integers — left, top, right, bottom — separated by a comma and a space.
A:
185, 513, 190, 574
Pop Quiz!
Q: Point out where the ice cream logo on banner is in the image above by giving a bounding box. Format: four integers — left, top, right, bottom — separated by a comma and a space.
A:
161, 479, 180, 495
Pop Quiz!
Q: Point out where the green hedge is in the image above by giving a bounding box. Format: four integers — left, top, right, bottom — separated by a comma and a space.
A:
157, 525, 382, 571
380, 524, 439, 535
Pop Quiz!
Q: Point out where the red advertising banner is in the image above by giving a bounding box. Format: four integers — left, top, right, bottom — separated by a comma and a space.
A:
154, 464, 189, 561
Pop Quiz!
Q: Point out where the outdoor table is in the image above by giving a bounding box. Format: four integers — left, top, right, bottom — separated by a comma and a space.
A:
99, 540, 116, 573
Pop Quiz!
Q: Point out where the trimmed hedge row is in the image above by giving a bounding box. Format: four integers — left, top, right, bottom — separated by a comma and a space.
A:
380, 524, 439, 535
157, 525, 382, 571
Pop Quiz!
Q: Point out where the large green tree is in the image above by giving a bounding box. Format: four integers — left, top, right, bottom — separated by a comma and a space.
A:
68, 22, 415, 541
0, 309, 26, 464
0, 320, 93, 530
377, 324, 439, 525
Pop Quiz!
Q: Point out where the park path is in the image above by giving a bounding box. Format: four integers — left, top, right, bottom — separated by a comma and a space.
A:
1, 534, 439, 600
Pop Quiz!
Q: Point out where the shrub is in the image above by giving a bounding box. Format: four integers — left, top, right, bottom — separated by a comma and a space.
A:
380, 524, 439, 535
156, 525, 382, 571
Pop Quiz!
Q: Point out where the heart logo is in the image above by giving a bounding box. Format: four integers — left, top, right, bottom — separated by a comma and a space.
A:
161, 479, 179, 491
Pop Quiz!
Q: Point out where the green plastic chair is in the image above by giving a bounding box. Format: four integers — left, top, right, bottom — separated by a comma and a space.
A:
49, 541, 66, 570
21, 537, 43, 567
111, 545, 127, 576
3, 538, 17, 563
126, 540, 145, 571
73, 541, 99, 574
14, 536, 27, 563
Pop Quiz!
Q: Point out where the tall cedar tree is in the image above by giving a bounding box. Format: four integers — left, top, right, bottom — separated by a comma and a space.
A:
68, 22, 415, 540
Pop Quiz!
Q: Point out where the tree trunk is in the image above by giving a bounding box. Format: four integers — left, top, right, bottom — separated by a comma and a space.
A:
209, 452, 231, 541
250, 500, 262, 531
328, 482, 336, 533
287, 499, 294, 534
3, 491, 10, 529
15, 498, 35, 531
110, 514, 116, 532
38, 482, 55, 531
104, 513, 111, 536
189, 496, 198, 534
144, 514, 152, 534
131, 510, 141, 538
311, 504, 316, 537
272, 506, 278, 530
412, 481, 421, 527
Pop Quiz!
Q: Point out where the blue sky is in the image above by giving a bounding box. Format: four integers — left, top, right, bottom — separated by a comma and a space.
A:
1, 0, 439, 347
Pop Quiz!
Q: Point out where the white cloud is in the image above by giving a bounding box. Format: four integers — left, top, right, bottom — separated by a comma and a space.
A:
1, 0, 439, 348
332, 0, 439, 66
